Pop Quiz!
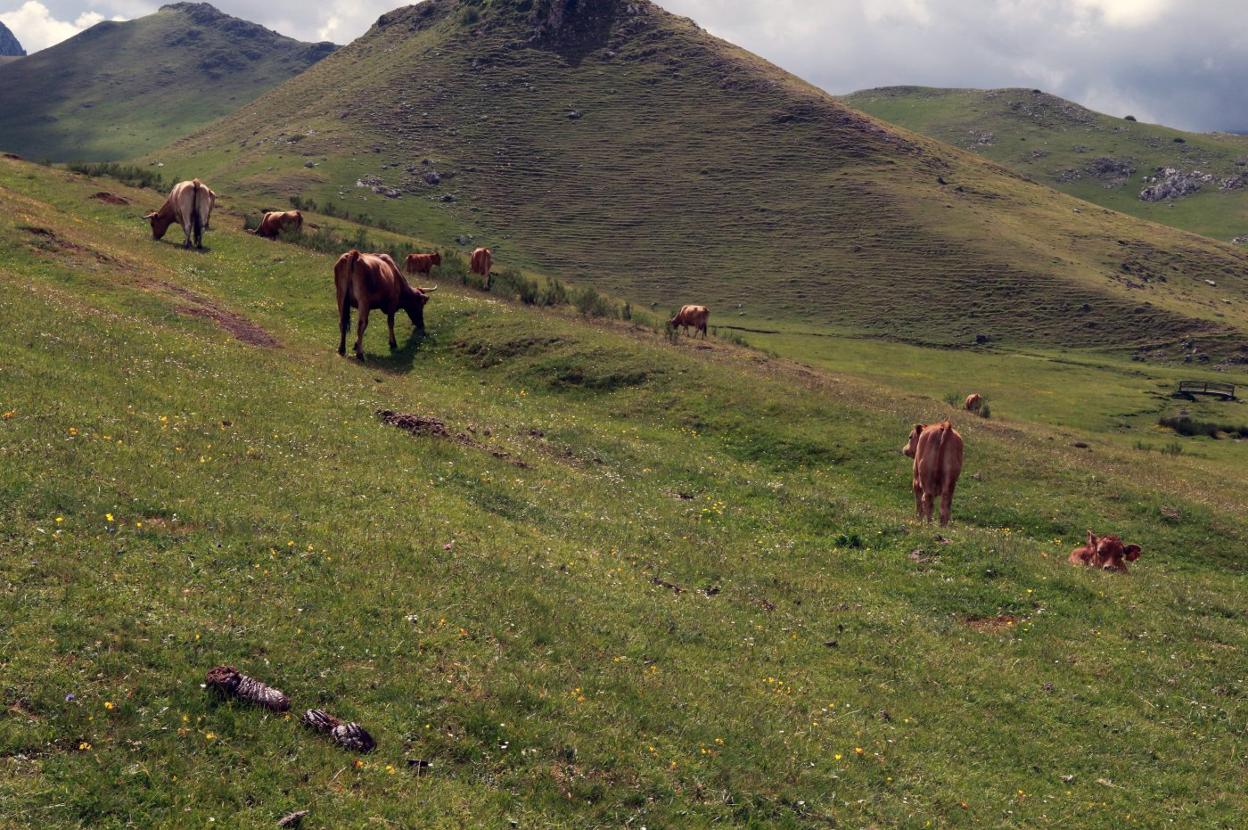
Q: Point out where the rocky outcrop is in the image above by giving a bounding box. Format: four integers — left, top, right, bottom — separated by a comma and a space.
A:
0, 21, 25, 57
1139, 167, 1213, 202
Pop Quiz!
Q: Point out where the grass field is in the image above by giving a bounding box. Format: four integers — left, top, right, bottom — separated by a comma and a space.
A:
157, 0, 1248, 360
0, 4, 334, 162
842, 86, 1248, 243
2, 154, 1248, 828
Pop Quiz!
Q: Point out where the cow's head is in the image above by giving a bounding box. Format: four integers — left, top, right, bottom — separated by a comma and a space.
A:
431, 252, 442, 266
403, 284, 437, 333
902, 423, 924, 457
145, 210, 174, 240
1096, 535, 1140, 572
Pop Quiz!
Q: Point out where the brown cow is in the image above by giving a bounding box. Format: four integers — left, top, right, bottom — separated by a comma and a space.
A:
334, 250, 437, 359
146, 179, 214, 249
470, 247, 493, 289
1070, 531, 1141, 573
251, 210, 303, 239
964, 393, 983, 413
669, 305, 710, 339
405, 251, 443, 278
901, 420, 964, 526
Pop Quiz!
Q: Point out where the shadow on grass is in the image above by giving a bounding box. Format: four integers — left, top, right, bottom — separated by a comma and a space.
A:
354, 328, 430, 374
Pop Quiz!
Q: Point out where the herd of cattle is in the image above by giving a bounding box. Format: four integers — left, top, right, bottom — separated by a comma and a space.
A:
146, 180, 1143, 572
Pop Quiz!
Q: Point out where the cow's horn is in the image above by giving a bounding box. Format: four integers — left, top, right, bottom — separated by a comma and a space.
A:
421, 284, 438, 293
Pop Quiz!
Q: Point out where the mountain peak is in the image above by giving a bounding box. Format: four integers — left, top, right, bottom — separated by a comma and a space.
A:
0, 20, 25, 57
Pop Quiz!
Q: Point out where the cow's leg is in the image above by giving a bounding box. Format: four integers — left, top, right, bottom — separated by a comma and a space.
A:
921, 491, 935, 524
182, 220, 193, 249
338, 301, 350, 356
913, 480, 924, 520
387, 313, 398, 350
939, 481, 957, 527
354, 302, 371, 360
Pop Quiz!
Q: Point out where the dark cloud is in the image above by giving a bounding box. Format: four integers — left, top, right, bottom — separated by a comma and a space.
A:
5, 0, 1243, 131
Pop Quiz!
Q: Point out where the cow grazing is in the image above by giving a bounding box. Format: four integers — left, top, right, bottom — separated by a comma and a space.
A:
405, 251, 442, 278
669, 305, 710, 339
470, 247, 493, 289
251, 210, 303, 239
146, 179, 214, 249
335, 250, 437, 359
901, 420, 964, 526
1070, 531, 1142, 573
964, 393, 983, 413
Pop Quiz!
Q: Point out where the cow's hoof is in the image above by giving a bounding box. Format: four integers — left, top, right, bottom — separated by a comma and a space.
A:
337, 346, 346, 356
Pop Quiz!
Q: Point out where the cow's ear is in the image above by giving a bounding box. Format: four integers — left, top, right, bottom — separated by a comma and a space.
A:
913, 423, 924, 434
1124, 544, 1141, 561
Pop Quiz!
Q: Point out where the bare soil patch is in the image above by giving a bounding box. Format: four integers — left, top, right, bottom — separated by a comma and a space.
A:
163, 283, 279, 348
378, 410, 530, 468
963, 614, 1022, 633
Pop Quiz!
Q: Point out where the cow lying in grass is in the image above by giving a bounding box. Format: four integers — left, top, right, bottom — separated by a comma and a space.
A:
902, 420, 964, 526
1069, 530, 1142, 573
251, 210, 302, 239
146, 179, 214, 249
334, 250, 436, 359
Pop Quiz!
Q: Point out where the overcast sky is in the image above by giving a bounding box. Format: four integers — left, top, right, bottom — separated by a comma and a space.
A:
3, 0, 1245, 132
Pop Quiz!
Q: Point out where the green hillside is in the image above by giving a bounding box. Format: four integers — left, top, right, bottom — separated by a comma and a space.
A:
843, 86, 1248, 243
0, 3, 334, 162
5, 147, 1248, 826
158, 0, 1248, 360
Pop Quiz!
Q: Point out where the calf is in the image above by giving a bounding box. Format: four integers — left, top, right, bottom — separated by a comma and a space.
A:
405, 251, 442, 278
1070, 531, 1142, 573
964, 393, 983, 413
335, 250, 437, 359
901, 420, 964, 526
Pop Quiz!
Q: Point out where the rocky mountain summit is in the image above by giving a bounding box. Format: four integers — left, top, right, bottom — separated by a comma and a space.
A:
0, 20, 25, 57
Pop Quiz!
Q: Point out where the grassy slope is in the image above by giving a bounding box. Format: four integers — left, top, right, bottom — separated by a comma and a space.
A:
3, 159, 1248, 828
0, 3, 334, 162
157, 0, 1248, 359
843, 86, 1248, 242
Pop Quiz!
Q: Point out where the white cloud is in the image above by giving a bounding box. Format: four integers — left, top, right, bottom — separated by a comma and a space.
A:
0, 1, 110, 52
1072, 0, 1172, 27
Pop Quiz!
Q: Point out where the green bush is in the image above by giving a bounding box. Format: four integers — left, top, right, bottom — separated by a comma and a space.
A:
67, 162, 167, 191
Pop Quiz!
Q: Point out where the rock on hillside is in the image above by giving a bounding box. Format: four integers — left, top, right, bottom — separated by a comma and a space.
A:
0, 20, 25, 57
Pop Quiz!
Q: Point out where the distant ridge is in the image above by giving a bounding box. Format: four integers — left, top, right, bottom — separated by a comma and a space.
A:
843, 86, 1248, 243
0, 19, 25, 57
0, 3, 335, 161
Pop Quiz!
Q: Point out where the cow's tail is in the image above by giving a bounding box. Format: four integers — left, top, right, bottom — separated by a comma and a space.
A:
190, 180, 204, 248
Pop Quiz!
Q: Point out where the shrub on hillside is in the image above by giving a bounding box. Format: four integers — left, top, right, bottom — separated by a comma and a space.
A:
67, 162, 167, 191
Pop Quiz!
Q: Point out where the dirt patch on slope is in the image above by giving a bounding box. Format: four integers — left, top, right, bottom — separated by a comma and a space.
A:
164, 283, 279, 348
963, 614, 1022, 633
90, 192, 130, 205
378, 410, 529, 468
